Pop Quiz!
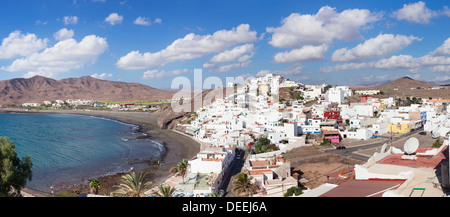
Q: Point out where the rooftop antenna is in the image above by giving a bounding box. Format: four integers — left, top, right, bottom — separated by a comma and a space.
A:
402, 137, 419, 160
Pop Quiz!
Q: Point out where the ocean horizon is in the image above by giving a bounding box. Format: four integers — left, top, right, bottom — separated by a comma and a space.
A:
0, 112, 165, 194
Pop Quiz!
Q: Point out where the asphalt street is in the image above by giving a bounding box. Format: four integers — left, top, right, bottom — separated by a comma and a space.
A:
324, 129, 425, 162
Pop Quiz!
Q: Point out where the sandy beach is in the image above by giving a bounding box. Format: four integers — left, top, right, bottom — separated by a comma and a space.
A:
0, 108, 201, 196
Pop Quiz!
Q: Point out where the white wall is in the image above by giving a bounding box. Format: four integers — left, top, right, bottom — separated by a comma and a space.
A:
189, 158, 223, 174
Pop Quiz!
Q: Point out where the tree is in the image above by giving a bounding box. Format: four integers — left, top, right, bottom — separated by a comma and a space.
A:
89, 179, 100, 195
208, 190, 224, 197
283, 185, 307, 197
0, 137, 33, 197
113, 172, 153, 197
170, 159, 189, 183
320, 139, 332, 146
232, 172, 258, 197
245, 145, 253, 157
154, 184, 176, 197
432, 138, 443, 148
254, 136, 279, 154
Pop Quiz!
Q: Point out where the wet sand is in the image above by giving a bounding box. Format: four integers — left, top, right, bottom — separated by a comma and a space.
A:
0, 108, 201, 196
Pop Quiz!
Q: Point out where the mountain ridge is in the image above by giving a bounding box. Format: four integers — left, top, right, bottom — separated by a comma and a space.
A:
0, 75, 176, 105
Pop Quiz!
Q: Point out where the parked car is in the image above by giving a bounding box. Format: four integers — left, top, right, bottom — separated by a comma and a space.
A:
419, 132, 427, 135
336, 146, 346, 150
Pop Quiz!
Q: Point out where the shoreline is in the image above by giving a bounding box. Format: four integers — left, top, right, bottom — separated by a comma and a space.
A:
0, 108, 201, 196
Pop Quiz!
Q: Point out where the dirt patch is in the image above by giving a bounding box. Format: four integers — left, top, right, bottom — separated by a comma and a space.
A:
284, 146, 364, 189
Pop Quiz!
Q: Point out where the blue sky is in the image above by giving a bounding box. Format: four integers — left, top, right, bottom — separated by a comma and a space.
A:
0, 0, 449, 89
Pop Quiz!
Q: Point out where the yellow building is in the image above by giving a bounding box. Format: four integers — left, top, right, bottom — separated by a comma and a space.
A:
380, 103, 386, 112
259, 85, 269, 94
388, 123, 411, 134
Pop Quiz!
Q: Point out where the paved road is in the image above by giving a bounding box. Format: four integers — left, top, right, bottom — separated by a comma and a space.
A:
219, 149, 246, 197
324, 129, 425, 162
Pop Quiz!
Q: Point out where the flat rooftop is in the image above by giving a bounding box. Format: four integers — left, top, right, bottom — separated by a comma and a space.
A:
320, 179, 405, 197
377, 146, 448, 169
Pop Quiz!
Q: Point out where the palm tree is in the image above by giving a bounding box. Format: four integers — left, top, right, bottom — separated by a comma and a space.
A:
89, 179, 100, 195
232, 172, 258, 197
113, 172, 153, 197
245, 145, 253, 156
170, 159, 189, 183
154, 184, 176, 197
208, 190, 224, 197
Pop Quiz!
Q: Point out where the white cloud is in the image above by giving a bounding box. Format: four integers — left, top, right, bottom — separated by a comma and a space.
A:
331, 34, 421, 62
203, 44, 255, 72
273, 44, 328, 63
154, 18, 162, 24
117, 24, 258, 70
53, 28, 74, 41
0, 31, 48, 59
319, 62, 370, 73
373, 55, 421, 70
91, 73, 113, 79
63, 16, 79, 25
256, 64, 304, 76
320, 54, 450, 73
142, 68, 189, 79
209, 43, 255, 63
3, 35, 108, 78
134, 16, 151, 26
320, 55, 417, 73
391, 1, 438, 24
35, 20, 48, 25
105, 13, 123, 25
256, 69, 272, 77
430, 65, 450, 74
216, 61, 252, 73
202, 62, 216, 69
433, 37, 450, 56
443, 6, 450, 17
266, 6, 382, 48
321, 36, 450, 73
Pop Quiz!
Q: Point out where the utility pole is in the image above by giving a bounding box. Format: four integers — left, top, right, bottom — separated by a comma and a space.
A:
389, 130, 394, 150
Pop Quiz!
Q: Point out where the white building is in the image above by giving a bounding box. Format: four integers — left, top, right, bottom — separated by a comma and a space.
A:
372, 122, 388, 135
326, 88, 345, 104
22, 103, 41, 107
302, 119, 321, 134
340, 128, 374, 140
303, 84, 323, 100
354, 90, 381, 95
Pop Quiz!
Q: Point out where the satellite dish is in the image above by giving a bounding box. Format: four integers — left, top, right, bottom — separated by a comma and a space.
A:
404, 137, 419, 155
380, 143, 387, 153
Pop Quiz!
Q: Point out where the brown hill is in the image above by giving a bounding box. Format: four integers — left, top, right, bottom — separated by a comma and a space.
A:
355, 76, 450, 99
0, 76, 175, 105
371, 76, 434, 90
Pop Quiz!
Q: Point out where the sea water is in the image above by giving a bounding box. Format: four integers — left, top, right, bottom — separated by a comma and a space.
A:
0, 113, 165, 194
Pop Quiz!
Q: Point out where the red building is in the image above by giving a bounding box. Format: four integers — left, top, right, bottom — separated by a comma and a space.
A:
361, 95, 369, 103
324, 110, 343, 123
